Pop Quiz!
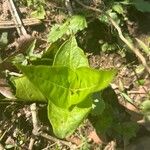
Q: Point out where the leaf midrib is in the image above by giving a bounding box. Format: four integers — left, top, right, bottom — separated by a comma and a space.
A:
37, 76, 98, 92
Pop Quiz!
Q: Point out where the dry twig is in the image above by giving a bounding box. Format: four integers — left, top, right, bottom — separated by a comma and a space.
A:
29, 103, 40, 150
74, 0, 102, 13
28, 137, 35, 150
74, 0, 150, 74
40, 132, 75, 148
7, 0, 35, 52
30, 103, 40, 135
109, 17, 150, 74
30, 103, 76, 149
65, 0, 73, 16
0, 18, 41, 29
7, 0, 27, 36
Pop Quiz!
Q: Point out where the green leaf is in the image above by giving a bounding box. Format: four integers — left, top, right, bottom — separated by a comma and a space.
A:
91, 93, 105, 116
48, 24, 68, 43
13, 76, 46, 102
48, 98, 92, 138
140, 100, 150, 121
95, 104, 114, 134
140, 100, 150, 114
31, 58, 53, 66
26, 39, 36, 56
132, 0, 150, 12
67, 15, 87, 33
135, 38, 150, 55
26, 0, 45, 8
112, 4, 124, 15
98, 14, 109, 24
42, 41, 63, 60
26, 0, 32, 7
31, 5, 45, 19
116, 122, 139, 140
53, 36, 89, 69
71, 67, 116, 106
48, 15, 87, 43
16, 65, 116, 108
31, 41, 63, 66
109, 12, 120, 25
121, 92, 134, 104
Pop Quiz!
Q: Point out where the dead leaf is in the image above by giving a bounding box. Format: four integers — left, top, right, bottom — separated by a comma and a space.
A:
88, 130, 103, 144
104, 141, 116, 150
0, 78, 15, 99
66, 136, 81, 146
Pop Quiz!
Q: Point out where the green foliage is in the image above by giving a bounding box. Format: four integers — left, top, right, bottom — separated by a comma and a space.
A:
112, 4, 124, 15
90, 87, 139, 141
94, 102, 139, 140
1, 0, 148, 145
101, 42, 117, 52
53, 37, 89, 69
31, 5, 45, 19
16, 65, 116, 109
95, 104, 114, 134
97, 2, 126, 52
140, 100, 150, 122
14, 36, 116, 138
141, 100, 150, 114
13, 76, 46, 102
116, 122, 139, 140
26, 0, 46, 19
121, 0, 150, 12
132, 0, 150, 12
48, 100, 91, 138
26, 0, 45, 6
47, 15, 87, 43
121, 92, 134, 104
91, 93, 105, 116
42, 41, 63, 60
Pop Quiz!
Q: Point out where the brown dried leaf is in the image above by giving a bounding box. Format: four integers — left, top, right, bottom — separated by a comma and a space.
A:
0, 78, 15, 99
104, 141, 116, 150
88, 130, 103, 144
66, 136, 82, 146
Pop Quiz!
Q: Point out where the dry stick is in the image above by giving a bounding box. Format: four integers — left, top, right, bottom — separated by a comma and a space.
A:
0, 125, 12, 149
74, 0, 150, 75
30, 103, 40, 135
30, 103, 75, 149
0, 18, 41, 29
1, 0, 34, 65
109, 17, 150, 74
28, 137, 35, 150
127, 90, 146, 94
7, 0, 28, 36
0, 125, 13, 141
74, 0, 102, 13
29, 103, 40, 150
40, 132, 75, 148
65, 0, 73, 16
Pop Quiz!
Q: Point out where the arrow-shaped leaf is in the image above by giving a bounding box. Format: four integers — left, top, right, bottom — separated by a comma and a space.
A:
16, 65, 116, 108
